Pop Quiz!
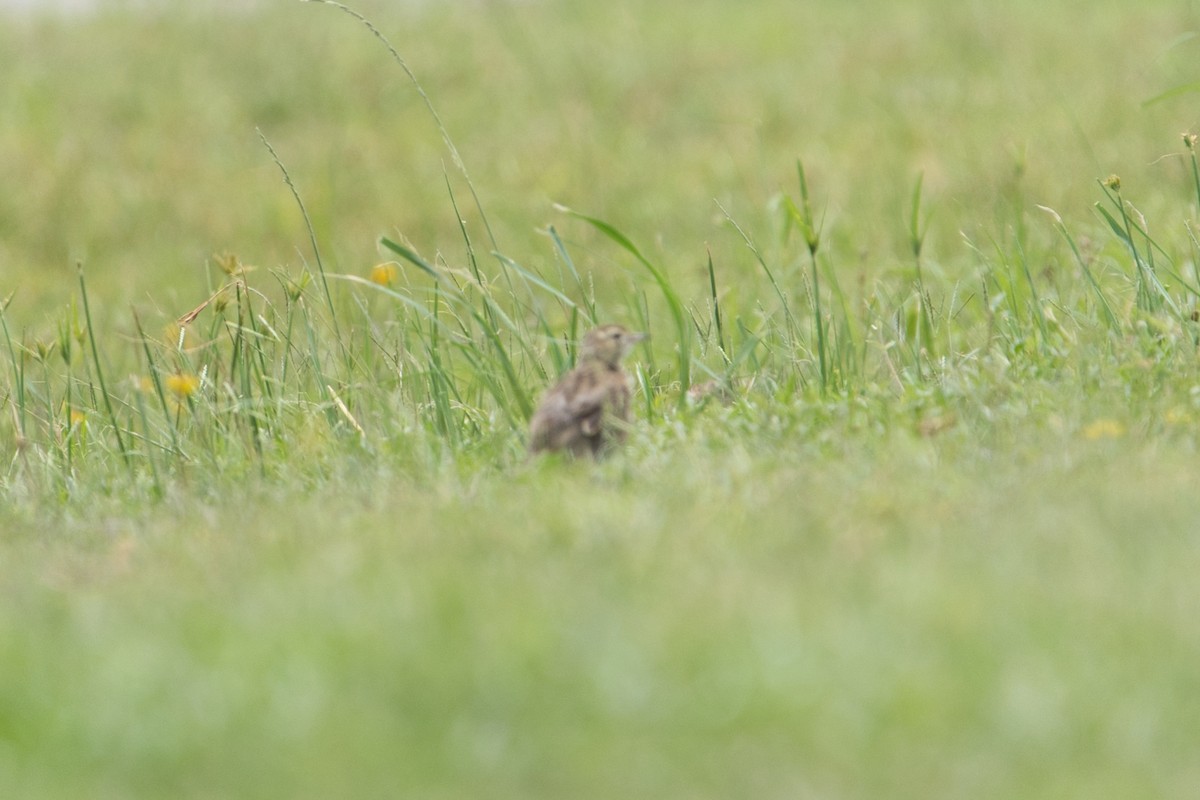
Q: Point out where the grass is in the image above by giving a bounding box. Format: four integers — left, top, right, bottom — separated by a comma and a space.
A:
3, 0, 1200, 797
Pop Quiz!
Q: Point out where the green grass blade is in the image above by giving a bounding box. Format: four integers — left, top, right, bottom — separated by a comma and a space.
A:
492, 252, 578, 311
0, 295, 25, 441
547, 225, 597, 323
705, 248, 727, 362
77, 262, 132, 472
380, 237, 443, 282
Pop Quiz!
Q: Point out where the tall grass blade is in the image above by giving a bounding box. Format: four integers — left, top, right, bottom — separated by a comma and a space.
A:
132, 309, 185, 462
909, 171, 928, 262
461, 302, 533, 421
1142, 81, 1200, 107
131, 385, 163, 497
77, 262, 132, 472
792, 161, 829, 391
1186, 135, 1200, 212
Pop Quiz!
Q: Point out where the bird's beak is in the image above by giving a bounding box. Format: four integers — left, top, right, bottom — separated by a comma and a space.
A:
631, 332, 648, 343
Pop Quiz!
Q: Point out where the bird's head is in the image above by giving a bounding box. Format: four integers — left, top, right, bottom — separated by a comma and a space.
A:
578, 324, 647, 368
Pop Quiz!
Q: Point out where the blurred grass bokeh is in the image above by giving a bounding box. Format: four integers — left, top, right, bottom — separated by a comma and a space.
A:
3, 0, 1200, 797
2, 0, 1196, 319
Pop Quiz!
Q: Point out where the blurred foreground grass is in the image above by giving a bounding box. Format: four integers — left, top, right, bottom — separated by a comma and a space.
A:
5, 440, 1200, 799
3, 0, 1200, 797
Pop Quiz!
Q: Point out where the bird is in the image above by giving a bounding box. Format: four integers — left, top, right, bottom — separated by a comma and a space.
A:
528, 324, 647, 458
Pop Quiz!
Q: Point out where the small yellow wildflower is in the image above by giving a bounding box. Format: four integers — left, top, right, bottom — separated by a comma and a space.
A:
165, 372, 201, 399
1082, 418, 1125, 440
370, 262, 398, 286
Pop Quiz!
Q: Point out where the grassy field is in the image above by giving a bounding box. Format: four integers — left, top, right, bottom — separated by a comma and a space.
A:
3, 0, 1200, 797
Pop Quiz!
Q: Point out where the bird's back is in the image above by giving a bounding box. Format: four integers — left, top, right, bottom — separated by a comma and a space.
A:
528, 361, 632, 457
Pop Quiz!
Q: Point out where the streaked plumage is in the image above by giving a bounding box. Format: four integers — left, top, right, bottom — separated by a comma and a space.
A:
528, 325, 646, 458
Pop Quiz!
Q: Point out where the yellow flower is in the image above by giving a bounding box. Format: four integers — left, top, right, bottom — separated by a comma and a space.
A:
1082, 419, 1125, 440
165, 372, 200, 399
69, 409, 87, 432
370, 262, 398, 286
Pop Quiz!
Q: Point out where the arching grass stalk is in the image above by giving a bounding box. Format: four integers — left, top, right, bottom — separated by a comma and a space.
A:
303, 0, 498, 251
556, 205, 690, 406
257, 129, 348, 366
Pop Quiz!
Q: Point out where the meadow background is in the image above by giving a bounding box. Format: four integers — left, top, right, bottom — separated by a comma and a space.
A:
3, 0, 1200, 797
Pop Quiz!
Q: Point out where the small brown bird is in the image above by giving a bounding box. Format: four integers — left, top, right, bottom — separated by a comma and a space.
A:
528, 324, 647, 458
